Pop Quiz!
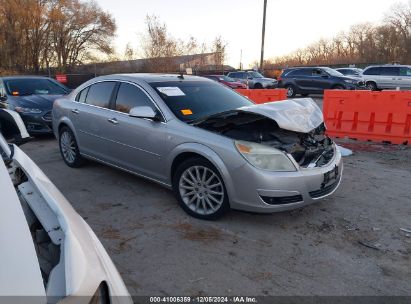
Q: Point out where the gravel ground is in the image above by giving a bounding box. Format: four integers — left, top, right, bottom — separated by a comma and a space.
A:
20, 96, 411, 297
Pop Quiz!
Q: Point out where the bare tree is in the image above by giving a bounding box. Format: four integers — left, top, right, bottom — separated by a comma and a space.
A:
211, 35, 227, 71
49, 0, 116, 72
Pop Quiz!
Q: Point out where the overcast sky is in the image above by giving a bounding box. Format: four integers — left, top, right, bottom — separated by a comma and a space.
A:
97, 0, 407, 68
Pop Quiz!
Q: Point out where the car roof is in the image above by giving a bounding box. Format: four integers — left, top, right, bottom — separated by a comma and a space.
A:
0, 156, 46, 298
365, 64, 410, 69
92, 73, 211, 84
0, 75, 54, 80
335, 67, 362, 70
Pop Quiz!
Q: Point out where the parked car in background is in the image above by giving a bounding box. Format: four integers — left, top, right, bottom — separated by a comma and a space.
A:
0, 76, 69, 134
335, 67, 363, 78
0, 109, 132, 304
53, 74, 342, 220
227, 71, 277, 89
203, 75, 247, 89
361, 64, 411, 91
278, 67, 365, 97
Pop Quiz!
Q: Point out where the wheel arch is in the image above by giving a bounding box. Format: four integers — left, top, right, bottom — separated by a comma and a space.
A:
365, 80, 378, 89
56, 118, 78, 143
167, 143, 235, 200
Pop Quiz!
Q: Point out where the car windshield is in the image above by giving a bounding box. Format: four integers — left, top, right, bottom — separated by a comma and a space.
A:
248, 71, 264, 78
4, 78, 68, 96
322, 68, 344, 77
219, 76, 236, 82
150, 81, 253, 122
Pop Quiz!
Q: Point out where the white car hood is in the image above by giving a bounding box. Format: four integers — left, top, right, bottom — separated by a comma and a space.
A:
239, 98, 323, 133
0, 156, 46, 302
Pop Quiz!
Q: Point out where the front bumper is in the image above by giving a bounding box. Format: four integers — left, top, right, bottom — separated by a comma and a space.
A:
19, 111, 53, 134
228, 145, 343, 213
262, 82, 278, 89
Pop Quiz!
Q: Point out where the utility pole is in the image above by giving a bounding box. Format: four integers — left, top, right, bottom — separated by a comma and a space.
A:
239, 49, 243, 70
260, 0, 267, 71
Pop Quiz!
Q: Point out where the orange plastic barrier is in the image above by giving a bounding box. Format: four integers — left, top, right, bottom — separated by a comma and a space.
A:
323, 90, 411, 145
236, 89, 287, 104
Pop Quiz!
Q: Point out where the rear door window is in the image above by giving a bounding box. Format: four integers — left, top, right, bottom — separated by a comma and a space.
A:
114, 83, 155, 114
287, 69, 312, 76
363, 67, 381, 75
400, 67, 411, 76
85, 82, 116, 108
380, 67, 399, 76
76, 87, 89, 103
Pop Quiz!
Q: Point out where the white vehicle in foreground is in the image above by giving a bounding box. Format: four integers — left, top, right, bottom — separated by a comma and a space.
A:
0, 109, 132, 304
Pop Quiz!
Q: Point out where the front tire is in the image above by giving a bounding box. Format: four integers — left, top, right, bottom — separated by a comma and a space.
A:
254, 83, 263, 89
366, 82, 377, 91
59, 126, 84, 168
172, 157, 230, 220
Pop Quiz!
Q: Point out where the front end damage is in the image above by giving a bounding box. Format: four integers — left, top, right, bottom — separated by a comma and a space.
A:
193, 98, 335, 169
192, 98, 343, 212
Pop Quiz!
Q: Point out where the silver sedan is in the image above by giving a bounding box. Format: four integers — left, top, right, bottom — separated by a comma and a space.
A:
52, 74, 342, 220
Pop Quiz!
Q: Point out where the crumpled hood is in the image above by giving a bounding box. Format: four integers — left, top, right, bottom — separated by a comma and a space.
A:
238, 98, 323, 133
10, 94, 63, 111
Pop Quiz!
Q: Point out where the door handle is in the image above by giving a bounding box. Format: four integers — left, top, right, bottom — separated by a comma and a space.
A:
71, 109, 80, 114
108, 118, 119, 125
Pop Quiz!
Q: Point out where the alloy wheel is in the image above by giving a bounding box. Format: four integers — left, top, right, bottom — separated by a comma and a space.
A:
287, 86, 294, 97
60, 131, 77, 164
179, 165, 224, 215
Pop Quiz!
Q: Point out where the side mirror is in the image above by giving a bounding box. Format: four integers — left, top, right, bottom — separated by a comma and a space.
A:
129, 106, 160, 121
0, 109, 30, 147
248, 77, 253, 80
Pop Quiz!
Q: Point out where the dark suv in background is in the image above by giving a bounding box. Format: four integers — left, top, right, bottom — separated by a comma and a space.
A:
278, 67, 365, 97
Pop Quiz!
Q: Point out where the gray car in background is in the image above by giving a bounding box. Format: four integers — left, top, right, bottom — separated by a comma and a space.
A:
52, 74, 342, 220
361, 64, 411, 90
227, 71, 277, 89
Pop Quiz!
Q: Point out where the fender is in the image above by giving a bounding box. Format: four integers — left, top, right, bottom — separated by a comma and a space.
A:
166, 142, 236, 201
55, 116, 79, 143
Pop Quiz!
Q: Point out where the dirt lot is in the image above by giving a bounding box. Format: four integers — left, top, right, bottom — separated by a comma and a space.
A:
21, 97, 411, 296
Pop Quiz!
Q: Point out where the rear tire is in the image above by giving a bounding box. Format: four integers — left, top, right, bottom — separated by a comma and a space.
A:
333, 85, 345, 90
172, 157, 230, 220
59, 126, 84, 168
285, 85, 296, 97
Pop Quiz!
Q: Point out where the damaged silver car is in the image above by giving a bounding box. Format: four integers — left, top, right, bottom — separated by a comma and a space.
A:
0, 109, 132, 303
53, 74, 343, 220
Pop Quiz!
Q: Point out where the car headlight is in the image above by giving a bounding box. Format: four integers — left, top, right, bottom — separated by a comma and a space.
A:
344, 79, 355, 84
15, 107, 42, 114
234, 140, 296, 172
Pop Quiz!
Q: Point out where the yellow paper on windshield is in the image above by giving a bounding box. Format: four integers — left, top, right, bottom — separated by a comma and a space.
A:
181, 109, 193, 115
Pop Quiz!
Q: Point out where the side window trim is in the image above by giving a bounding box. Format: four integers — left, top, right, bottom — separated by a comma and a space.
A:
73, 80, 166, 122
109, 82, 121, 110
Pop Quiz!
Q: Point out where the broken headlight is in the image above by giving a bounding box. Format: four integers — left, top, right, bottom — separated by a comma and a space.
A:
234, 140, 296, 172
